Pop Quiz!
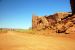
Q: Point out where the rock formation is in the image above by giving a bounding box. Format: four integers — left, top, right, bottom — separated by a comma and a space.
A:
32, 12, 71, 30
66, 25, 75, 34
32, 12, 75, 34
32, 0, 75, 34
70, 0, 75, 15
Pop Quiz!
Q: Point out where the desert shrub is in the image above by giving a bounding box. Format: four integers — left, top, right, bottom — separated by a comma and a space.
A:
0, 29, 8, 33
14, 29, 36, 34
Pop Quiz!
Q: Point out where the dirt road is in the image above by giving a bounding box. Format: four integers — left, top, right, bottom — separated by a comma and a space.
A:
0, 31, 75, 50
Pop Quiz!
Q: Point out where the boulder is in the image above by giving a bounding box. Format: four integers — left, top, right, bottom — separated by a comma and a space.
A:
71, 18, 75, 24
32, 16, 50, 30
39, 17, 49, 27
36, 23, 45, 30
64, 21, 73, 29
56, 23, 66, 33
54, 12, 71, 22
66, 25, 75, 34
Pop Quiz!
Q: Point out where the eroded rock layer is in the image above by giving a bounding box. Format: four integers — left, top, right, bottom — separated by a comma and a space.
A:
32, 12, 75, 34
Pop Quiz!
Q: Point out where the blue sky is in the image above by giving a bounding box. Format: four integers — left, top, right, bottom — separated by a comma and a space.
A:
0, 0, 71, 29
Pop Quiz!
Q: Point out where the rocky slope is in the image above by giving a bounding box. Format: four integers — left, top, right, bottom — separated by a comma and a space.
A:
32, 12, 75, 34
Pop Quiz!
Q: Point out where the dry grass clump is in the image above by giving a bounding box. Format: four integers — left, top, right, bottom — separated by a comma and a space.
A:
0, 29, 8, 33
14, 29, 36, 34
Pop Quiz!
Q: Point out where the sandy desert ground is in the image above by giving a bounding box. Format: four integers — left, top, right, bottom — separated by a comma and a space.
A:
0, 31, 75, 50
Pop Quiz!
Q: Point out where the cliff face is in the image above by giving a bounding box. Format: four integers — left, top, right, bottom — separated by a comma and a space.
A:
32, 12, 75, 34
70, 0, 75, 14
